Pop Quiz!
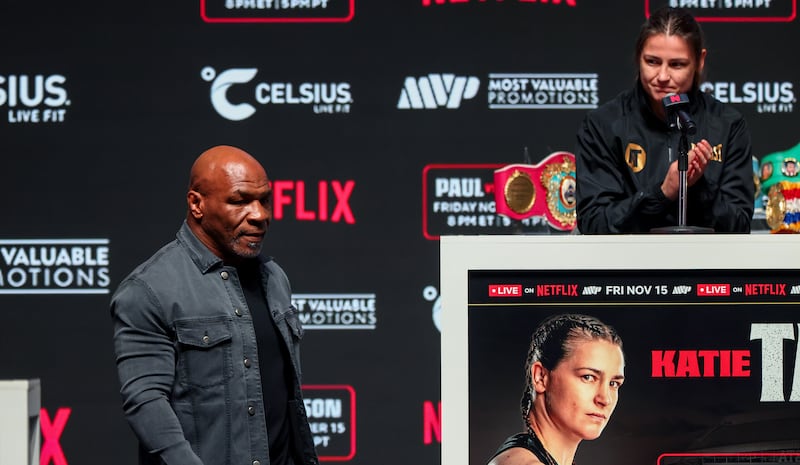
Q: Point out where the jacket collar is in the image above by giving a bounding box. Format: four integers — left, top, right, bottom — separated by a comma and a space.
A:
176, 220, 224, 274
176, 221, 272, 274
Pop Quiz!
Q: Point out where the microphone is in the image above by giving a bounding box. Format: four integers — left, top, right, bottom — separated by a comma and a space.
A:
661, 93, 697, 135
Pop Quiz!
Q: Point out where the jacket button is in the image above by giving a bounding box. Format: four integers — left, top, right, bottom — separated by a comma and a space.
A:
243, 358, 251, 368
202, 335, 210, 344
248, 405, 255, 415
234, 308, 242, 317
220, 271, 229, 280
253, 461, 261, 465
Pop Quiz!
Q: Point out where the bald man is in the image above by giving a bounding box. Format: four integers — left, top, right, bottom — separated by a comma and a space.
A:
111, 146, 318, 465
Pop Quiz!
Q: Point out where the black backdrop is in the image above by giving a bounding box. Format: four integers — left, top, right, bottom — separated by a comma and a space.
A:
0, 1, 797, 464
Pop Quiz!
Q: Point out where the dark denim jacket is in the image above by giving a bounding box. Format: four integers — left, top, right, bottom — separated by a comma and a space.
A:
111, 222, 318, 465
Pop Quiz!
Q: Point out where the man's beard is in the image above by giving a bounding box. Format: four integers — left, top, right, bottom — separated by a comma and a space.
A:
231, 235, 263, 258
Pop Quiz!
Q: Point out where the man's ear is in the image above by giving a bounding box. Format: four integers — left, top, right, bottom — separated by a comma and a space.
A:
187, 190, 203, 219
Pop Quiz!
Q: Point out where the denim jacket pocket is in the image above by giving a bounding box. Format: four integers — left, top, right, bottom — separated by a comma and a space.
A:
274, 305, 304, 340
175, 317, 234, 388
287, 316, 304, 340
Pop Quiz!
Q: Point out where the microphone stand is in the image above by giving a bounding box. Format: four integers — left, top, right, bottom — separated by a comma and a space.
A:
651, 116, 714, 234
676, 130, 689, 227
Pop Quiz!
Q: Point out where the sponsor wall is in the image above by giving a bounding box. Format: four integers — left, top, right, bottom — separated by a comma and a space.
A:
0, 1, 797, 465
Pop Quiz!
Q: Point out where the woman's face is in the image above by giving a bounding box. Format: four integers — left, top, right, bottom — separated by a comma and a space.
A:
541, 339, 625, 441
638, 33, 705, 114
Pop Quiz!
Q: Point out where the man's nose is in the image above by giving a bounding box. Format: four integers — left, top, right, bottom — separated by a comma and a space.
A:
249, 200, 270, 222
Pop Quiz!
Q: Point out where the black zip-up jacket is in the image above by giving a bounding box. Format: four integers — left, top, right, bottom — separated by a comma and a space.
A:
575, 82, 754, 234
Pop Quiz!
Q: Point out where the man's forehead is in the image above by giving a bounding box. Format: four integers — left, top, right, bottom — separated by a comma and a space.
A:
228, 179, 271, 192
219, 157, 265, 178
215, 161, 267, 186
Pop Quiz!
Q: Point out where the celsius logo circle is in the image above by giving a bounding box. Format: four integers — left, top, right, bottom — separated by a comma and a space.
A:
423, 285, 442, 332
200, 67, 216, 82
201, 66, 258, 121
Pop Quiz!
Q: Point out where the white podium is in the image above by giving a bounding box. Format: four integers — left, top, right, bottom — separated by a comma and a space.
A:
440, 235, 800, 465
0, 379, 41, 465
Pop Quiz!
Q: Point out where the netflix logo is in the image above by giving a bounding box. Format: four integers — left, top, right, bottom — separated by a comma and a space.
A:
273, 180, 355, 224
536, 284, 578, 297
488, 284, 522, 297
744, 283, 786, 296
697, 283, 730, 297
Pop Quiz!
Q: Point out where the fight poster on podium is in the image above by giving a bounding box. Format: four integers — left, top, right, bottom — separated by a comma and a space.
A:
440, 235, 800, 465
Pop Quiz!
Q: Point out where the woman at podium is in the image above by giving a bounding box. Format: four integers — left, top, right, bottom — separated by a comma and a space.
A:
575, 7, 753, 234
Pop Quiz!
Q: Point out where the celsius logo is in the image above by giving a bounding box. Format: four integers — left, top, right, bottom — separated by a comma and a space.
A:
398, 74, 480, 109
205, 67, 258, 121
0, 74, 69, 123
201, 66, 353, 121
700, 81, 795, 113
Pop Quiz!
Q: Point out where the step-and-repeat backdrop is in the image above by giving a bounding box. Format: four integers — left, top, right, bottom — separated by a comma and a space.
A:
1, 1, 797, 464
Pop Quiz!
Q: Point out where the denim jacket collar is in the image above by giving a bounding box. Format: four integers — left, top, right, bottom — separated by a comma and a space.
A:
176, 221, 224, 274
175, 221, 272, 274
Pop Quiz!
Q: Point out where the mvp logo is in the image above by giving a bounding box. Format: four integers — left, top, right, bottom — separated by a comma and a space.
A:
398, 74, 479, 109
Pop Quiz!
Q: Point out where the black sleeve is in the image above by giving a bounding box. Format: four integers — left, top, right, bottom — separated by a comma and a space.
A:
687, 115, 754, 233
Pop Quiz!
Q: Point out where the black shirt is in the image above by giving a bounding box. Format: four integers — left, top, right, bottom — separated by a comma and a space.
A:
238, 259, 294, 465
489, 431, 572, 465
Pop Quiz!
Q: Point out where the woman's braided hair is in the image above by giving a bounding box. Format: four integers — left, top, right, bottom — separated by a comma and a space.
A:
519, 314, 623, 426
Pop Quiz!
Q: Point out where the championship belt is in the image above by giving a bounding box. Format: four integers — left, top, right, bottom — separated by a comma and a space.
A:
759, 142, 800, 233
765, 181, 800, 233
494, 151, 576, 231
